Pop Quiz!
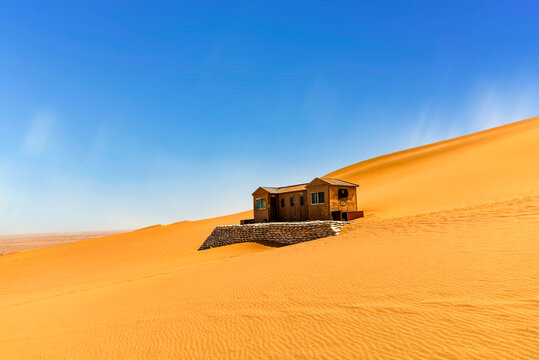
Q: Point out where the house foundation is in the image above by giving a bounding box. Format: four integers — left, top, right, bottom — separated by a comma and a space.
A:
198, 221, 348, 250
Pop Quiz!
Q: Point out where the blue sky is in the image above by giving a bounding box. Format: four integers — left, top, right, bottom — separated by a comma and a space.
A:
1, 1, 538, 233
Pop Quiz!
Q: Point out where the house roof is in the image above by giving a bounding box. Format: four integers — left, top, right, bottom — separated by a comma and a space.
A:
253, 183, 307, 195
259, 187, 279, 194
277, 183, 308, 193
253, 177, 358, 196
318, 177, 359, 187
257, 183, 308, 194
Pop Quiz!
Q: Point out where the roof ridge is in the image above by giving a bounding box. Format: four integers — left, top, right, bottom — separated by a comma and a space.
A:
278, 182, 308, 189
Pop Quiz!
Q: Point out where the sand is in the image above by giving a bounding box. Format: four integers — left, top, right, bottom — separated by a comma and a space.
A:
0, 117, 538, 359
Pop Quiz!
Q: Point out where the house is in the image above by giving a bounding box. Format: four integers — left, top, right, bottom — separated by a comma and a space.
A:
251, 177, 362, 223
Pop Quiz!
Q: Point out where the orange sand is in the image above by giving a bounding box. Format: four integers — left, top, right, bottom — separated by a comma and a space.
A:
1, 117, 538, 359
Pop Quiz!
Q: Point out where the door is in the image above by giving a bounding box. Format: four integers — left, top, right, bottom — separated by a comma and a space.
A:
299, 194, 307, 220
270, 196, 278, 221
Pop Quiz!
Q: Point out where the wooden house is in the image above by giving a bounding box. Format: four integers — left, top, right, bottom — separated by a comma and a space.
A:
251, 177, 362, 223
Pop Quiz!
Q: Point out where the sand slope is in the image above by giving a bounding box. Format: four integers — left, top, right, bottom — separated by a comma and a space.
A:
1, 117, 538, 359
327, 117, 539, 218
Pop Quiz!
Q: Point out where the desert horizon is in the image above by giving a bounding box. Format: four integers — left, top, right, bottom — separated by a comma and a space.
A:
0, 230, 128, 255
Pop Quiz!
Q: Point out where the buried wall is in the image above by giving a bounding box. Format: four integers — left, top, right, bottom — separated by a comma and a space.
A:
198, 221, 348, 250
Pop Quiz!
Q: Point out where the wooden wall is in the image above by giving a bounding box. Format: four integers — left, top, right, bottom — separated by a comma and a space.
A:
278, 190, 307, 222
306, 184, 331, 220
253, 191, 270, 223
328, 185, 358, 214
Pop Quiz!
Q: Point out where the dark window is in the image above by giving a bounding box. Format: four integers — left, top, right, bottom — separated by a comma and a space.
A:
300, 196, 304, 206
290, 197, 295, 206
311, 191, 325, 204
281, 198, 285, 207
338, 188, 349, 199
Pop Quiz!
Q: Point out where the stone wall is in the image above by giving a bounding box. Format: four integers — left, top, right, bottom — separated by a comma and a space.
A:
198, 221, 348, 250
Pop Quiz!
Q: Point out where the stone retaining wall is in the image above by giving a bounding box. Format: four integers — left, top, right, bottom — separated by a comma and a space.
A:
198, 221, 349, 250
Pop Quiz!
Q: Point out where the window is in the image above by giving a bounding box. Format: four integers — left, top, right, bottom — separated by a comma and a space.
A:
311, 191, 325, 204
300, 196, 304, 206
255, 198, 266, 210
338, 188, 349, 199
290, 197, 295, 206
281, 198, 285, 207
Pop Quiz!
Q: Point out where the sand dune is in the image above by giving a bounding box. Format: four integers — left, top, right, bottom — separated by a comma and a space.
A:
1, 117, 538, 359
327, 117, 539, 218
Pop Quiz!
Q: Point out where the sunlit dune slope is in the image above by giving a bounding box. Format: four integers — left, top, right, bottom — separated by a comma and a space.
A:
327, 116, 539, 218
1, 117, 538, 359
0, 211, 256, 295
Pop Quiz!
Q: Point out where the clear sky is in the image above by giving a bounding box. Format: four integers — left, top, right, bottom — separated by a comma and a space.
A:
1, 1, 538, 234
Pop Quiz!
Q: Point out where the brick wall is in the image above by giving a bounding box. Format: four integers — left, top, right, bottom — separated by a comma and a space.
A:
198, 221, 348, 250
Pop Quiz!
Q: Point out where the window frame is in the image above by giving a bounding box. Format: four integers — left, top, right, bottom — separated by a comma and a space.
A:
311, 191, 325, 205
290, 197, 295, 206
255, 197, 266, 210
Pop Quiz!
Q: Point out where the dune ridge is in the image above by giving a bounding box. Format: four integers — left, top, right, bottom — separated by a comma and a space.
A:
0, 117, 538, 359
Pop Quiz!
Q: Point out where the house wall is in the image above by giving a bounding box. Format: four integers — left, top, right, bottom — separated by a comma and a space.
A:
306, 184, 330, 220
278, 190, 307, 222
253, 192, 270, 223
328, 185, 358, 214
